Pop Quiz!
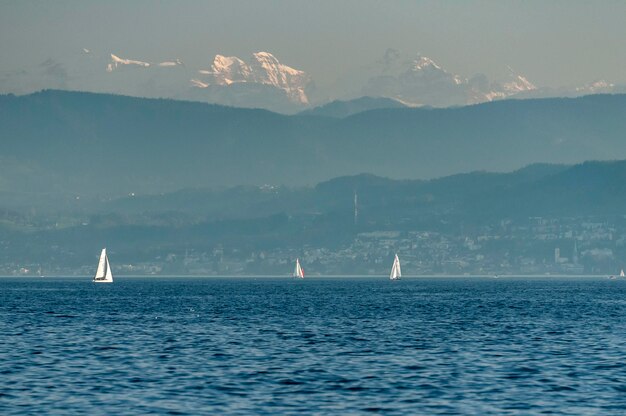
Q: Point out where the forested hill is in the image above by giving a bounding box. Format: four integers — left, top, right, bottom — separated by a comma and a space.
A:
1, 90, 625, 197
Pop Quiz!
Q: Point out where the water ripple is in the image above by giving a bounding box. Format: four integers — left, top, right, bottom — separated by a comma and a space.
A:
2, 277, 626, 414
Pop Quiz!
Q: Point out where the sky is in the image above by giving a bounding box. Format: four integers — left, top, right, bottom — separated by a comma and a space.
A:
1, 0, 625, 96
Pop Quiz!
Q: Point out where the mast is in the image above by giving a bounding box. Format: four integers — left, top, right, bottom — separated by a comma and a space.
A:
354, 191, 358, 226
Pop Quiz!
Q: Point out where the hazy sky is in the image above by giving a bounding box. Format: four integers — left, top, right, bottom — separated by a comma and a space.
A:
1, 0, 625, 92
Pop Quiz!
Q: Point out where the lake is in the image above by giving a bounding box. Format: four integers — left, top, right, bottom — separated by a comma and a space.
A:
2, 277, 626, 414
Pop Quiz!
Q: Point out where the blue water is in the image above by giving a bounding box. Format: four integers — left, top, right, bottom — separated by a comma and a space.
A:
2, 277, 626, 414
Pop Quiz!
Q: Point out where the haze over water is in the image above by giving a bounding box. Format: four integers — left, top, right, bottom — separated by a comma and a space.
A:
2, 277, 626, 414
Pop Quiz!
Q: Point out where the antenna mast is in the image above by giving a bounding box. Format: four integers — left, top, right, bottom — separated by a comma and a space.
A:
354, 191, 358, 226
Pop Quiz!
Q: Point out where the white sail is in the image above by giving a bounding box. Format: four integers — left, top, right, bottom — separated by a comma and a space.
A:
293, 258, 304, 278
621, 269, 625, 277
93, 248, 113, 283
390, 254, 401, 280
104, 254, 113, 282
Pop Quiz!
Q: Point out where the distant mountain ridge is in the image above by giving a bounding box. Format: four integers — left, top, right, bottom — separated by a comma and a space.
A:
299, 96, 407, 118
1, 90, 626, 199
55, 160, 626, 223
312, 161, 626, 221
363, 55, 538, 107
3, 49, 624, 113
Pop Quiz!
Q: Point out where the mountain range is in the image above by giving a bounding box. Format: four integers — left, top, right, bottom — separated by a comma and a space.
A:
1, 90, 626, 202
1, 49, 623, 113
362, 56, 537, 107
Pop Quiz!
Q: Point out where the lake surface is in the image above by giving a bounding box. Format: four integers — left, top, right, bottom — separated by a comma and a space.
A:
2, 277, 626, 414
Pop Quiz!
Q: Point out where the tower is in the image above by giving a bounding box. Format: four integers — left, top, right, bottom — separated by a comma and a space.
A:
554, 247, 560, 264
354, 191, 358, 226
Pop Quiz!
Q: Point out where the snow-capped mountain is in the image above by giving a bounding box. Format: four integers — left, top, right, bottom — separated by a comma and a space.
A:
98, 53, 190, 100
1, 47, 621, 115
483, 67, 537, 101
407, 56, 465, 85
500, 79, 624, 101
106, 54, 184, 72
502, 69, 536, 94
107, 54, 150, 72
364, 54, 537, 107
192, 52, 311, 105
575, 80, 616, 94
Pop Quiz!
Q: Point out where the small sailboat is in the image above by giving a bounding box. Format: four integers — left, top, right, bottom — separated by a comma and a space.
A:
293, 258, 304, 279
93, 248, 113, 283
620, 269, 625, 278
390, 254, 401, 280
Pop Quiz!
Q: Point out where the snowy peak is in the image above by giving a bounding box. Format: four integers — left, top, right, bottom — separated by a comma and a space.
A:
484, 67, 537, 100
501, 66, 537, 93
107, 54, 150, 72
575, 80, 615, 94
203, 55, 251, 85
251, 52, 308, 87
106, 53, 183, 72
193, 52, 311, 104
503, 74, 536, 93
158, 59, 184, 67
407, 55, 465, 85
365, 53, 539, 107
411, 55, 442, 71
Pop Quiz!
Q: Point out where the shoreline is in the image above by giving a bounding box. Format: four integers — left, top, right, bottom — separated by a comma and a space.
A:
0, 274, 617, 279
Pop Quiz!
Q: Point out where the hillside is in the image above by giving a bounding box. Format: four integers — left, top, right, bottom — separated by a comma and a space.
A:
299, 96, 407, 118
1, 90, 626, 198
3, 160, 626, 275
98, 160, 626, 221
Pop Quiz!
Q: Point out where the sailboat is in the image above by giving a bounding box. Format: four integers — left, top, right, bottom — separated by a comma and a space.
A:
293, 258, 304, 279
93, 248, 113, 283
390, 254, 401, 280
621, 269, 625, 278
